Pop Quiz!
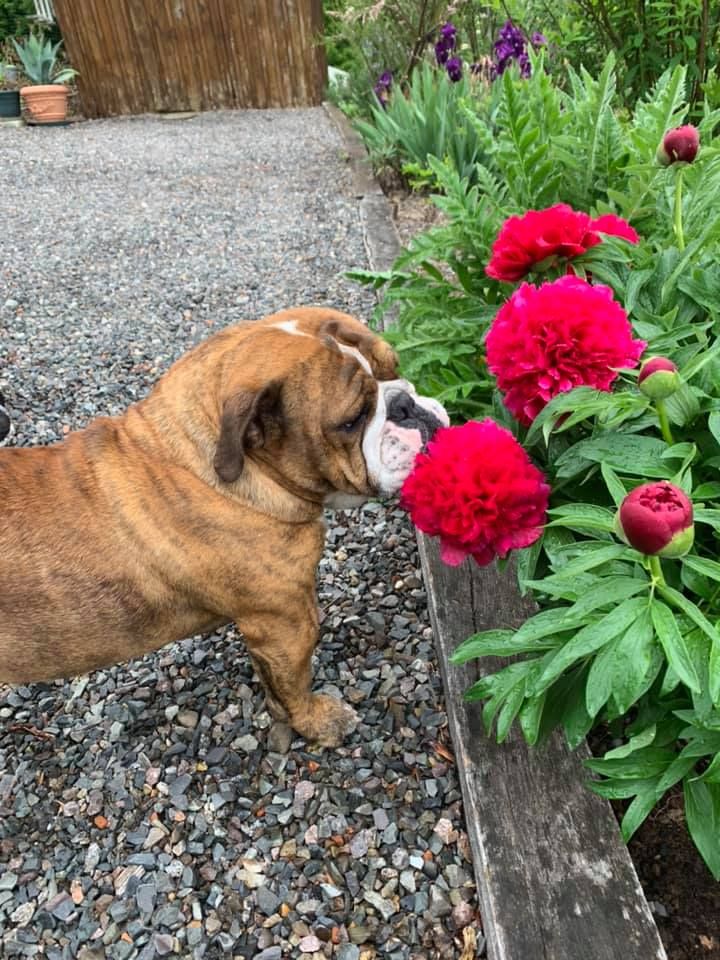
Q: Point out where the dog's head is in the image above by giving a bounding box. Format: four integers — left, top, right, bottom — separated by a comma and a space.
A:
211, 308, 449, 505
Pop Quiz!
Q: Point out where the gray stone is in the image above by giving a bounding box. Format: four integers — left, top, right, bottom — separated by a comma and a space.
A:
255, 949, 282, 960
363, 890, 397, 921
428, 886, 452, 919
0, 871, 18, 890
337, 947, 361, 960
136, 883, 156, 914
256, 885, 280, 916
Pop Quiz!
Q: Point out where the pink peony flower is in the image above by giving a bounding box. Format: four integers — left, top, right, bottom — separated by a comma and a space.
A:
485, 275, 647, 425
400, 419, 550, 567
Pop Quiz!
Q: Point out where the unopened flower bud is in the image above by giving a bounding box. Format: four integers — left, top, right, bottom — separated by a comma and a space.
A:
616, 481, 694, 558
637, 356, 680, 400
656, 125, 700, 166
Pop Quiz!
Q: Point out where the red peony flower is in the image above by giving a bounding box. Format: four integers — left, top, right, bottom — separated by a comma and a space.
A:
591, 214, 639, 244
486, 275, 646, 426
400, 419, 550, 567
617, 481, 694, 557
486, 204, 602, 282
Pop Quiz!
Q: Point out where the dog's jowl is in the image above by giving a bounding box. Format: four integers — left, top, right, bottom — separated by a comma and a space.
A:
0, 308, 448, 747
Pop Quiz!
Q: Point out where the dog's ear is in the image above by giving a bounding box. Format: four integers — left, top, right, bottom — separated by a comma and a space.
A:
213, 381, 282, 483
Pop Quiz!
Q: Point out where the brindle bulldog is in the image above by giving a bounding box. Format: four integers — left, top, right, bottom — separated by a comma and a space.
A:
0, 308, 448, 746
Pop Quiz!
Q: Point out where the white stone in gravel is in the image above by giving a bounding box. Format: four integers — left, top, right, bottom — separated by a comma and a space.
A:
144, 767, 162, 787
9, 900, 35, 926
0, 872, 18, 890
235, 734, 259, 753
299, 935, 323, 953
363, 890, 397, 921
114, 864, 145, 896
294, 780, 315, 803
304, 824, 319, 846
433, 817, 458, 845
239, 859, 266, 889
399, 870, 416, 893
349, 830, 370, 858
143, 826, 167, 849
84, 843, 101, 873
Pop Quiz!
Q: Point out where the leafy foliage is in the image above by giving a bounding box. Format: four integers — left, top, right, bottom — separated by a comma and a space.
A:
542, 0, 720, 111
0, 0, 32, 43
352, 54, 720, 877
353, 63, 492, 184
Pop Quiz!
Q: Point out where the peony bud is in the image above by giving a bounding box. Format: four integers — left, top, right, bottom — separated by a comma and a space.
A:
637, 356, 680, 400
656, 125, 700, 166
617, 481, 694, 558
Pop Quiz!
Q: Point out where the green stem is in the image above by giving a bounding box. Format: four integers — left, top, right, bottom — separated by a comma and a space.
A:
655, 398, 675, 446
648, 554, 666, 587
673, 167, 685, 252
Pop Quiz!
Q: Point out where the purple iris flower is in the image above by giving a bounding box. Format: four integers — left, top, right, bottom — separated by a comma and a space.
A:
531, 32, 547, 46
446, 57, 463, 82
440, 22, 457, 43
492, 20, 533, 78
435, 21, 457, 66
373, 71, 393, 108
435, 40, 451, 65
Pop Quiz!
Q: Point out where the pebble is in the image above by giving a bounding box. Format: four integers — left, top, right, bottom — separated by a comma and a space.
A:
0, 109, 477, 960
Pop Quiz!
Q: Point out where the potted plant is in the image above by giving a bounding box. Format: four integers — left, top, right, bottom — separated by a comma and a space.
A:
12, 33, 77, 124
0, 63, 20, 119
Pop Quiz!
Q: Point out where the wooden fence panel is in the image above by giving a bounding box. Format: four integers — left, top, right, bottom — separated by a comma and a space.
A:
53, 0, 326, 117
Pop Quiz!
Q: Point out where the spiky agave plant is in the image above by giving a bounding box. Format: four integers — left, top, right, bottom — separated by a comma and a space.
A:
12, 33, 77, 85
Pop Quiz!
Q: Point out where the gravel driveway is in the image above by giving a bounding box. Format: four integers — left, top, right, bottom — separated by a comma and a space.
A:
0, 110, 479, 960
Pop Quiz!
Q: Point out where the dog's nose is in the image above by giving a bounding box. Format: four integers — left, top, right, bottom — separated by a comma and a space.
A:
387, 392, 415, 423
386, 391, 444, 445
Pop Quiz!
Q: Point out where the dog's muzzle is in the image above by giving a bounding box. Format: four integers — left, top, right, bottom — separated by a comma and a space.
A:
363, 380, 449, 498
385, 385, 447, 446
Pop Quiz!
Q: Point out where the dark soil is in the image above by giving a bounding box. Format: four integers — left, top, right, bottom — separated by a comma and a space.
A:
627, 788, 720, 960
389, 186, 720, 960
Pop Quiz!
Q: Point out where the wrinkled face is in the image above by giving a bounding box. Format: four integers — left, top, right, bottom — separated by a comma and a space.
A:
276, 315, 449, 506
213, 310, 449, 506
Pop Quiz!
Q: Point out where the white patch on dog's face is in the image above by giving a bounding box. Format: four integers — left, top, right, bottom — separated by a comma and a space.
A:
360, 379, 448, 497
272, 319, 312, 338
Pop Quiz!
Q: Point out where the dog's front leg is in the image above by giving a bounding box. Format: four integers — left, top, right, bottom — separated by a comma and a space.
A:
237, 607, 358, 748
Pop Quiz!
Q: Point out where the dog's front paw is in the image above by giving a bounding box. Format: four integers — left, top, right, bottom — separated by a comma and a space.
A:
293, 694, 359, 748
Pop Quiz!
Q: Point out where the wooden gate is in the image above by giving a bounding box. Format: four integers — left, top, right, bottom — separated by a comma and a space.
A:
52, 0, 326, 117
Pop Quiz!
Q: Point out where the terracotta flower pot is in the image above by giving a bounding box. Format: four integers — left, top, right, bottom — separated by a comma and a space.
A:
20, 84, 69, 123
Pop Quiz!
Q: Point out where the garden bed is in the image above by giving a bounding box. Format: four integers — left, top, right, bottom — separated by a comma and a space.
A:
327, 102, 720, 960
387, 186, 720, 960
391, 182, 720, 960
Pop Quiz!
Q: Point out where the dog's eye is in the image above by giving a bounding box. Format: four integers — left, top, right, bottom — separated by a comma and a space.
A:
338, 406, 368, 433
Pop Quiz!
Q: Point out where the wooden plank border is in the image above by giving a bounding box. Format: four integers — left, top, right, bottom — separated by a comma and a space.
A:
325, 102, 668, 960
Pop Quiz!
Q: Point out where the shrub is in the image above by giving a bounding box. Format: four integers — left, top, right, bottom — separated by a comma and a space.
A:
0, 0, 32, 42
